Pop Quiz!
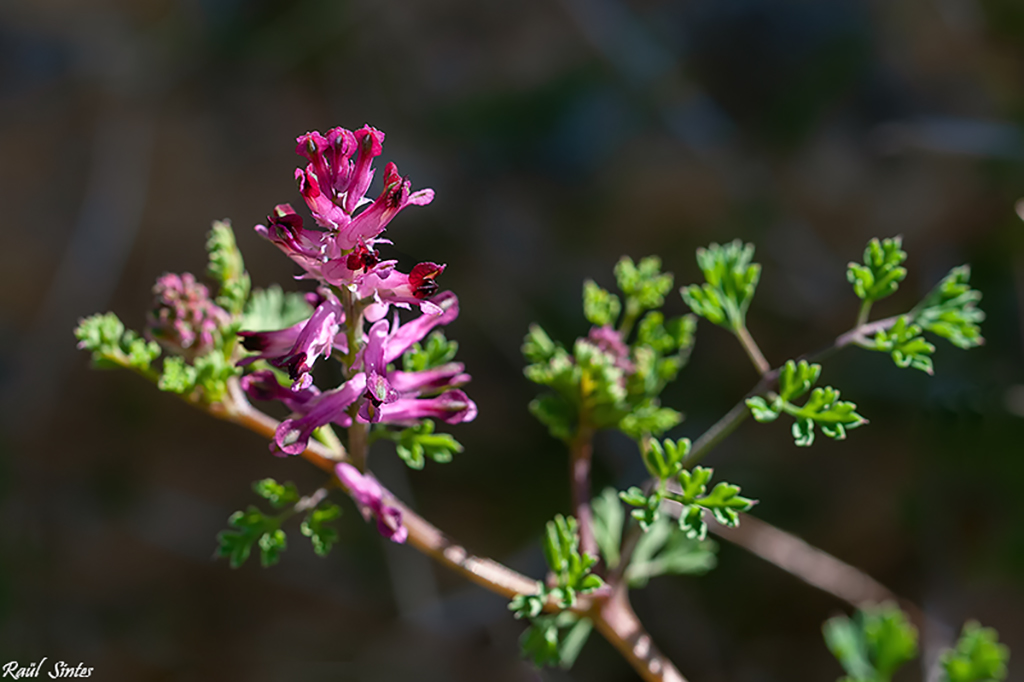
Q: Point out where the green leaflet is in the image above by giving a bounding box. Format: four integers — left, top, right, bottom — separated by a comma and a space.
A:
373, 419, 463, 469
847, 236, 907, 303
940, 621, 1009, 682
206, 220, 251, 316
216, 480, 342, 567
241, 285, 313, 332
508, 515, 604, 670
619, 446, 756, 538
746, 360, 866, 447
681, 239, 760, 330
823, 604, 918, 682
911, 265, 985, 350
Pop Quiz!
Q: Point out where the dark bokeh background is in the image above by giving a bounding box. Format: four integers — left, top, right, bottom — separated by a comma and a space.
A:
2, 0, 1024, 680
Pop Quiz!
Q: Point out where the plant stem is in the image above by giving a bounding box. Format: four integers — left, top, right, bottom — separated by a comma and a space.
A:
570, 424, 598, 558
734, 323, 770, 376
217, 380, 683, 681
682, 399, 751, 469
594, 586, 688, 682
856, 299, 873, 328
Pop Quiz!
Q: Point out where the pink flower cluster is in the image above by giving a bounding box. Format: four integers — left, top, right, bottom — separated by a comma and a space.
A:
147, 272, 230, 360
238, 125, 478, 544
254, 124, 444, 319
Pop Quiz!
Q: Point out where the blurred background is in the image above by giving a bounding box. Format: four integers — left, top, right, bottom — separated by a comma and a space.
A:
2, 0, 1024, 679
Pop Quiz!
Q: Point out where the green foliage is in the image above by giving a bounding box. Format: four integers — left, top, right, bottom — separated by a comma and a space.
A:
823, 604, 918, 682
542, 515, 605, 607
206, 220, 251, 316
374, 420, 463, 469
518, 611, 594, 669
509, 515, 603, 670
940, 622, 1009, 682
158, 349, 240, 403
157, 356, 198, 394
524, 258, 693, 444
911, 265, 985, 349
847, 237, 907, 303
301, 503, 342, 557
615, 255, 674, 317
591, 487, 625, 569
582, 279, 621, 327
680, 240, 760, 330
625, 515, 717, 588
217, 481, 342, 566
253, 478, 300, 509
241, 285, 313, 332
866, 316, 935, 374
216, 506, 287, 568
746, 360, 867, 447
620, 446, 756, 539
402, 331, 459, 373
74, 313, 161, 374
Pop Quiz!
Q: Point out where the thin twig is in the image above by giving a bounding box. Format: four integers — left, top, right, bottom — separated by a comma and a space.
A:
734, 323, 771, 375
570, 425, 597, 558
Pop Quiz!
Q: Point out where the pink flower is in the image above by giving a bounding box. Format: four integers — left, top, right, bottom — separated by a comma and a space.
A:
335, 462, 407, 543
273, 373, 367, 455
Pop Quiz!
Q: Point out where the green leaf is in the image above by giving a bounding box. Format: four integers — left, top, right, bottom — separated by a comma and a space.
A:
783, 386, 867, 446
216, 506, 278, 569
158, 356, 198, 394
681, 239, 760, 329
241, 285, 313, 332
615, 256, 674, 312
778, 359, 821, 402
539, 515, 604, 606
522, 324, 559, 364
824, 614, 875, 682
863, 606, 919, 679
300, 503, 342, 557
258, 528, 287, 567
557, 617, 593, 669
641, 437, 690, 480
520, 620, 560, 668
626, 516, 717, 588
402, 331, 459, 373
384, 419, 464, 469
583, 279, 622, 327
74, 312, 161, 373
823, 604, 918, 682
591, 487, 625, 569
192, 349, 240, 403
667, 467, 756, 539
509, 588, 546, 620
940, 621, 1009, 682
252, 478, 300, 509
618, 401, 682, 440
846, 236, 907, 303
746, 396, 781, 423
529, 394, 576, 442
867, 316, 935, 374
206, 220, 251, 316
911, 265, 985, 350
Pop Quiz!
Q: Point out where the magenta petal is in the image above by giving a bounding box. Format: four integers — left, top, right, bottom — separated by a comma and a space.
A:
272, 374, 366, 455
373, 389, 477, 425
382, 292, 459, 364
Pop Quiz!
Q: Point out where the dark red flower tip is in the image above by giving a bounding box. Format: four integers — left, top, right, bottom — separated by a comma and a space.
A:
409, 262, 445, 300
268, 204, 303, 231
345, 240, 380, 271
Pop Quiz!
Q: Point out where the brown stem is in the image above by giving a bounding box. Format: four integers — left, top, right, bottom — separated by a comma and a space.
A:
707, 515, 929, 631
570, 425, 597, 558
593, 586, 688, 682
218, 383, 687, 680
734, 323, 770, 376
